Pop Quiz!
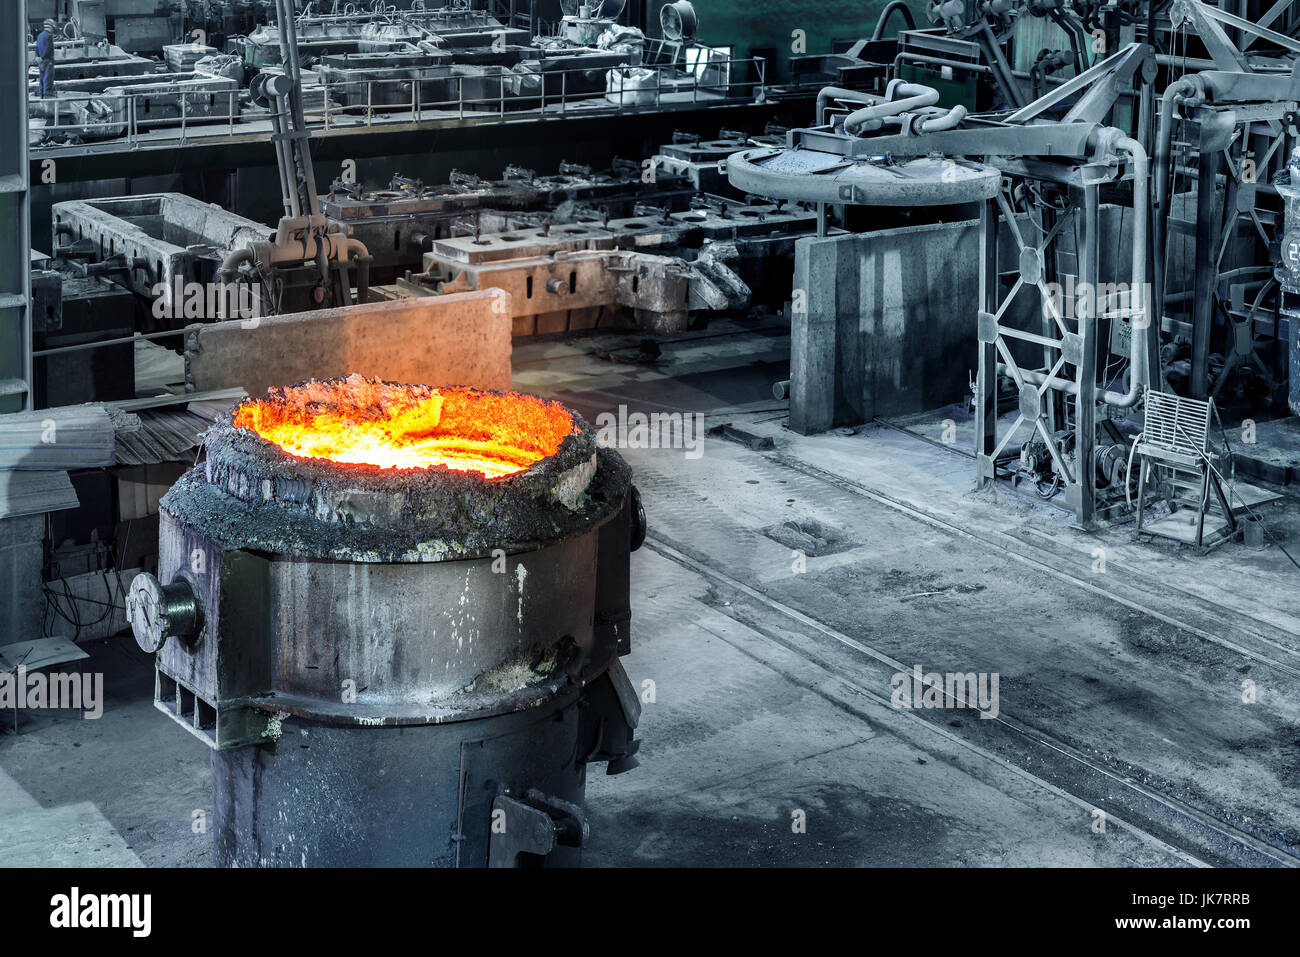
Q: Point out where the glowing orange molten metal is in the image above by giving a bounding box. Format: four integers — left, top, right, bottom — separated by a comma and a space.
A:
233, 376, 575, 478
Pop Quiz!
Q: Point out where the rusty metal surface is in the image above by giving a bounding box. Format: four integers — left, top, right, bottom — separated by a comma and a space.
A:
51, 192, 272, 307
432, 224, 616, 264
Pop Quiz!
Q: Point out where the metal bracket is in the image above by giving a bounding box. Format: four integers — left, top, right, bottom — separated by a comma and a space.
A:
1004, 42, 1152, 127
488, 789, 589, 868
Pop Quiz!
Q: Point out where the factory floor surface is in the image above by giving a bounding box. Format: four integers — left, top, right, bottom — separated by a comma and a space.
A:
2, 319, 1298, 866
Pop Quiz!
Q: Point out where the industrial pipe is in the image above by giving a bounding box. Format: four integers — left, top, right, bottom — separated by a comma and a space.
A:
347, 242, 371, 304
1100, 135, 1150, 408
1152, 76, 1199, 341
841, 81, 940, 135
891, 51, 1095, 94
217, 247, 255, 283
275, 0, 322, 220
918, 103, 967, 133
267, 101, 300, 219
870, 0, 916, 41
816, 85, 875, 127
342, 237, 370, 261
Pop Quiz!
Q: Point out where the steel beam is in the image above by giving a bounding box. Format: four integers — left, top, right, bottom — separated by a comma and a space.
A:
2, 0, 33, 410
1190, 147, 1223, 397
1073, 184, 1100, 529
975, 197, 999, 487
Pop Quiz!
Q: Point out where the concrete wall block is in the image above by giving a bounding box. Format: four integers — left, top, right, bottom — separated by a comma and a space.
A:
186, 289, 514, 396
1, 538, 44, 642
790, 236, 847, 434
792, 220, 982, 433
0, 514, 44, 550
790, 207, 1130, 435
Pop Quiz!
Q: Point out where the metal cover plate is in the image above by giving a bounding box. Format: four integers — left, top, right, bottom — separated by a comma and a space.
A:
728, 147, 1001, 207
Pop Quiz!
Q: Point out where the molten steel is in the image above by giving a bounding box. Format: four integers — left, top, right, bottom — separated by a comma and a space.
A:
233, 375, 575, 478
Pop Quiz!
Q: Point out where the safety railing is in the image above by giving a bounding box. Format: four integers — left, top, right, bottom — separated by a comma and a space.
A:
28, 55, 767, 151
29, 89, 245, 145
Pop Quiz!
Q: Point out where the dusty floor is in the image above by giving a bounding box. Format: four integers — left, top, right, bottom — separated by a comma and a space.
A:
2, 319, 1298, 866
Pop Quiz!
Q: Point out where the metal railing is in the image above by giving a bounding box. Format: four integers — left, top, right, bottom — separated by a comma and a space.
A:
28, 55, 767, 151
29, 89, 244, 145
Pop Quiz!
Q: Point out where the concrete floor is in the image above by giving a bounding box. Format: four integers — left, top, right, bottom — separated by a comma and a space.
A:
2, 319, 1298, 866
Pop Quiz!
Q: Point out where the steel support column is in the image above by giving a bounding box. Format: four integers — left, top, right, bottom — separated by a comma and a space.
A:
1, 0, 33, 411
1191, 146, 1223, 398
1071, 183, 1100, 529
975, 196, 999, 486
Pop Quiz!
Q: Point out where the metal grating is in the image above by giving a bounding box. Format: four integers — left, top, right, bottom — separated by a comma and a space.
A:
1143, 390, 1212, 456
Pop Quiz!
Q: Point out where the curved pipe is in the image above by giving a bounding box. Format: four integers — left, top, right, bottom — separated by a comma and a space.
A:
842, 81, 939, 135
218, 231, 371, 300
816, 85, 874, 127
218, 247, 254, 283
348, 246, 371, 305
1101, 136, 1149, 408
871, 0, 916, 41
1152, 76, 1199, 342
1155, 79, 1199, 233
917, 103, 967, 133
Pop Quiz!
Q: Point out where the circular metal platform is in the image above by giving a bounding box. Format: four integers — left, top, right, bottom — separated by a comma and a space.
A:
728, 146, 1002, 207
